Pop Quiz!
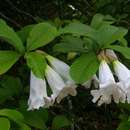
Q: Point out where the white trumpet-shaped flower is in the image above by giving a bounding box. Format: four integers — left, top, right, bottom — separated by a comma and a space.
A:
46, 55, 75, 85
91, 60, 123, 106
114, 60, 130, 103
45, 65, 77, 103
28, 72, 52, 110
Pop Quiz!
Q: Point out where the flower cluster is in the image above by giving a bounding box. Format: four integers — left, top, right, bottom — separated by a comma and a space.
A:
90, 50, 130, 106
28, 55, 77, 110
28, 49, 130, 110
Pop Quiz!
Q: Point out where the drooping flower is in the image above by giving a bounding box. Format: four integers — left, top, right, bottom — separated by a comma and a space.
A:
91, 60, 123, 106
45, 65, 77, 103
46, 55, 75, 85
28, 72, 52, 110
113, 60, 130, 103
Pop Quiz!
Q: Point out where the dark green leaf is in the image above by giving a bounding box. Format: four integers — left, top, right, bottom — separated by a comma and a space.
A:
60, 22, 94, 36
0, 117, 10, 130
27, 22, 58, 51
0, 19, 24, 53
26, 51, 47, 78
52, 115, 71, 130
70, 52, 99, 83
0, 51, 20, 75
0, 76, 22, 103
53, 36, 86, 53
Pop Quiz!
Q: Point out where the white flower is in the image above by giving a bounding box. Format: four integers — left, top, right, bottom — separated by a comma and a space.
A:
28, 72, 52, 110
45, 65, 77, 103
82, 75, 99, 88
46, 55, 75, 85
91, 60, 123, 106
113, 60, 130, 103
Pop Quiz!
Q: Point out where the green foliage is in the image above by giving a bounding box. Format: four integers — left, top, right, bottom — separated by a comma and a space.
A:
0, 51, 20, 75
53, 36, 87, 53
0, 19, 24, 53
70, 52, 99, 83
27, 23, 58, 51
0, 117, 10, 130
26, 51, 47, 78
52, 115, 71, 130
0, 76, 22, 103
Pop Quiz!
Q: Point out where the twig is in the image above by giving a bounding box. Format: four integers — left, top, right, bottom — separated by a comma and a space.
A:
5, 0, 37, 22
0, 12, 21, 28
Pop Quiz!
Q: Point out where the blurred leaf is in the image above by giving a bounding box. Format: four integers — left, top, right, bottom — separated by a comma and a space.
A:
26, 51, 47, 78
17, 25, 34, 43
19, 123, 31, 130
0, 109, 24, 123
70, 52, 99, 83
0, 117, 10, 130
90, 14, 105, 29
53, 36, 87, 53
0, 76, 22, 102
52, 115, 71, 130
20, 109, 48, 130
108, 45, 130, 59
0, 19, 24, 53
0, 51, 20, 75
117, 122, 130, 130
27, 22, 58, 51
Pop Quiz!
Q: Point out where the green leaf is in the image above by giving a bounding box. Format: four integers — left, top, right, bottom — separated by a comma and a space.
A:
107, 45, 130, 59
0, 117, 10, 130
0, 51, 20, 75
17, 24, 34, 43
19, 123, 31, 130
91, 24, 128, 47
53, 36, 87, 53
27, 22, 58, 51
26, 51, 47, 78
90, 14, 105, 29
60, 22, 94, 36
0, 109, 24, 123
117, 122, 130, 130
52, 115, 71, 130
70, 52, 99, 83
0, 76, 22, 103
20, 109, 48, 130
0, 19, 24, 53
